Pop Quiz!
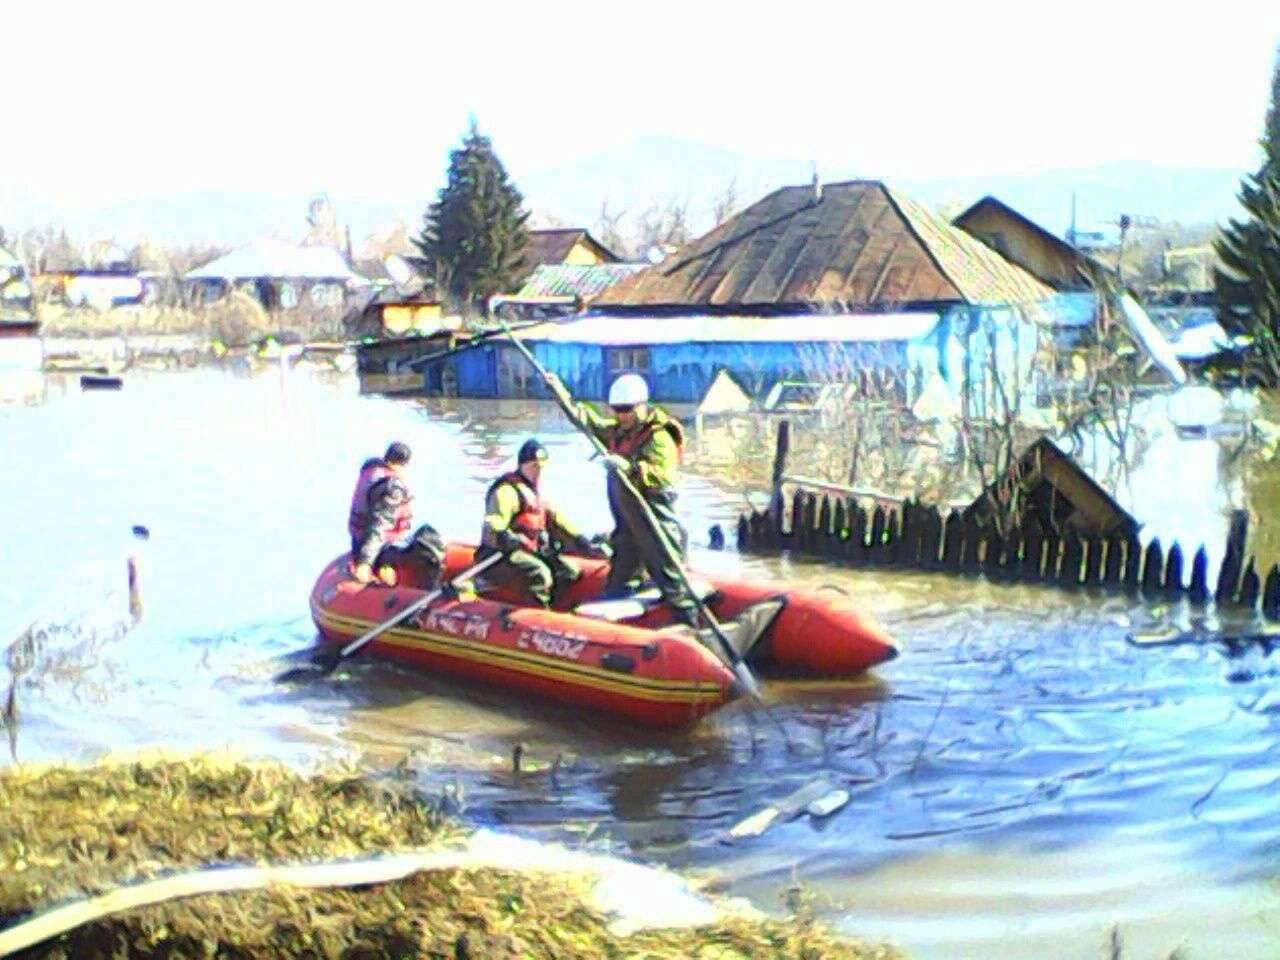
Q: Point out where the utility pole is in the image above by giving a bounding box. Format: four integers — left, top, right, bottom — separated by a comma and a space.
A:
1116, 214, 1132, 286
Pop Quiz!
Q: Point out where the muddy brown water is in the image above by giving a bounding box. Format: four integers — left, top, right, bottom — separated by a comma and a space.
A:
2, 364, 1279, 959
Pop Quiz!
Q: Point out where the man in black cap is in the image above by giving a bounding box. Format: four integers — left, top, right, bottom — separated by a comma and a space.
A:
479, 438, 609, 607
348, 441, 445, 586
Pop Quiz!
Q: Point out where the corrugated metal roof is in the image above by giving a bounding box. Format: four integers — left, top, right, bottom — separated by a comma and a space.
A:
515, 263, 646, 299
516, 311, 941, 345
593, 181, 1052, 310
186, 240, 366, 282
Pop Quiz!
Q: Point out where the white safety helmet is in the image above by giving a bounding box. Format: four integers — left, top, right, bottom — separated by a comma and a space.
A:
608, 373, 649, 407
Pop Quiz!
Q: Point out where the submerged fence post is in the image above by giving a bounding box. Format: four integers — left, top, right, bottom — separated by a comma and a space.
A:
771, 420, 791, 500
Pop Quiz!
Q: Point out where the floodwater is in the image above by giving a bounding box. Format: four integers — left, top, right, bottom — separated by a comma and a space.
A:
3, 363, 1280, 960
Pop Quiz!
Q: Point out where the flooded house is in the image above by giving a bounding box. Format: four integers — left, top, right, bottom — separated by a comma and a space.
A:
0, 245, 41, 382
435, 180, 1061, 412
355, 228, 631, 396
953, 195, 1187, 391
185, 239, 368, 311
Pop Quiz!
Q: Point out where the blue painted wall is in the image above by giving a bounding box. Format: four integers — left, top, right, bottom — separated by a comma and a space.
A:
435, 303, 1054, 409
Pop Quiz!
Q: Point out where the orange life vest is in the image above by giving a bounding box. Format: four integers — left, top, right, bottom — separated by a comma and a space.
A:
487, 472, 547, 552
607, 409, 685, 463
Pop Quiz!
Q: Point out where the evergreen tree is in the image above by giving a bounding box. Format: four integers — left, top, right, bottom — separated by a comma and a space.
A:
415, 121, 530, 315
1214, 46, 1280, 383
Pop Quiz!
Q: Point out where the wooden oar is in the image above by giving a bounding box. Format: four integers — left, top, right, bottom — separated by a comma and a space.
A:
276, 552, 503, 684
497, 321, 766, 703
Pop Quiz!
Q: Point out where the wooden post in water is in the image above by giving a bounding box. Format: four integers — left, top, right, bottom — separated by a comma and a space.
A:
771, 419, 791, 504
1216, 510, 1249, 605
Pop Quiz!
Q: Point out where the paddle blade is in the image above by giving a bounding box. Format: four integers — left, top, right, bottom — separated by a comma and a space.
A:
274, 650, 342, 684
732, 660, 763, 702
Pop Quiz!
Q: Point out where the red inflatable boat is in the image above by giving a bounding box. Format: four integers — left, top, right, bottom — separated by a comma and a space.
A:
309, 542, 897, 727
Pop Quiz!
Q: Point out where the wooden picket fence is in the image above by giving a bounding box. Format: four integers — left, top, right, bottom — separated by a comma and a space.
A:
728, 421, 1280, 617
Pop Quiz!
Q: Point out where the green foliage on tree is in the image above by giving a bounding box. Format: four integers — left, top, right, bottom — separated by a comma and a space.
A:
414, 121, 530, 315
1214, 47, 1280, 383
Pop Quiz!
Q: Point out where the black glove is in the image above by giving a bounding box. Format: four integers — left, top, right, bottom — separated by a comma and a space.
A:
496, 529, 529, 554
574, 534, 613, 560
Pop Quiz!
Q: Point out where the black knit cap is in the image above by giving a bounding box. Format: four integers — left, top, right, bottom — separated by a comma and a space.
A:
517, 438, 549, 464
384, 441, 411, 465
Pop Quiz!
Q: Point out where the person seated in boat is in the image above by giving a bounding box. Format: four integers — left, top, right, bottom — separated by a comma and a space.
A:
348, 441, 445, 587
479, 438, 610, 608
543, 371, 697, 627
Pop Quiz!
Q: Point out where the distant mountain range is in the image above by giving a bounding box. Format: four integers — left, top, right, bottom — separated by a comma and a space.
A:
1, 136, 1251, 253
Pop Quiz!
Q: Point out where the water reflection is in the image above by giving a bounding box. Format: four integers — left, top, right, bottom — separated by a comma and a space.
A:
3, 366, 1280, 959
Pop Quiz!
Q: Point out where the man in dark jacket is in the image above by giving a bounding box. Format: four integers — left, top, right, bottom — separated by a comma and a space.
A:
348, 441, 444, 586
479, 438, 609, 607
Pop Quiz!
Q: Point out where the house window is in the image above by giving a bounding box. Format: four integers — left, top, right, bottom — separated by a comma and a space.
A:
608, 347, 651, 373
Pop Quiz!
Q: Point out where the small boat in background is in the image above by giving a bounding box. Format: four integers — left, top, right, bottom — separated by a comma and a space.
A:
79, 374, 124, 391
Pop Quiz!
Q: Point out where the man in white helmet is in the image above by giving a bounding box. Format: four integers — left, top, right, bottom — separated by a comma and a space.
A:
545, 371, 696, 625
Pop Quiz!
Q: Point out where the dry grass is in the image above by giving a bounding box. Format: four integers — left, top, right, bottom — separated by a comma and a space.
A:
36, 293, 346, 347
0, 756, 902, 959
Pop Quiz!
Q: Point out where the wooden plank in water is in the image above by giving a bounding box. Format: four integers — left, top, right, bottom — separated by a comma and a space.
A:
1122, 535, 1142, 592
1141, 539, 1164, 595
960, 516, 983, 575
1102, 536, 1124, 587
982, 534, 1003, 579
1216, 510, 1249, 604
942, 512, 963, 570
868, 506, 887, 565
846, 505, 868, 566
1239, 558, 1260, 609
1264, 565, 1280, 620
1059, 532, 1084, 589
770, 490, 787, 543
1082, 536, 1102, 586
883, 509, 901, 566
1189, 546, 1210, 604
1164, 542, 1185, 595
1021, 529, 1045, 581
920, 506, 944, 569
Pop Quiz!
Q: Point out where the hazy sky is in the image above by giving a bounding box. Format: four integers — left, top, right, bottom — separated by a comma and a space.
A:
3, 1, 1277, 231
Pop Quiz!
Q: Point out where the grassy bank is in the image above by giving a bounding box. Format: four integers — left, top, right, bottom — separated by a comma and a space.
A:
0, 756, 900, 959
